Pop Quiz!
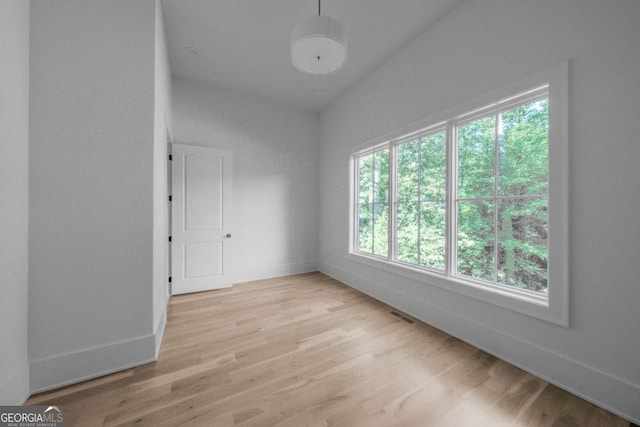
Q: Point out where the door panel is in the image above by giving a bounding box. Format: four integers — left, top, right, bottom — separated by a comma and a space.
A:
185, 242, 223, 278
185, 155, 222, 230
172, 144, 232, 294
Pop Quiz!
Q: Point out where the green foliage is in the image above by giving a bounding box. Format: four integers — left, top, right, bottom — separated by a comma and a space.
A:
457, 200, 495, 281
499, 99, 549, 196
458, 116, 495, 198
497, 197, 548, 291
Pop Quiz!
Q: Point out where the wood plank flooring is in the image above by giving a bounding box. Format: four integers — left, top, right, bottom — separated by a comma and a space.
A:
26, 272, 631, 426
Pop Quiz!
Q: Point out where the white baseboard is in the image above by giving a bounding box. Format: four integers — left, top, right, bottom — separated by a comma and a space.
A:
0, 362, 30, 405
29, 334, 157, 394
319, 261, 640, 425
154, 302, 168, 358
233, 261, 318, 284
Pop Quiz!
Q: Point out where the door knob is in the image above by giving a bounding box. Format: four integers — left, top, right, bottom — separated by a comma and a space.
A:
225, 234, 232, 238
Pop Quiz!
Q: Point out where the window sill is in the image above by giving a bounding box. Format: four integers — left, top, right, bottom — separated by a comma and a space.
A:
347, 251, 568, 327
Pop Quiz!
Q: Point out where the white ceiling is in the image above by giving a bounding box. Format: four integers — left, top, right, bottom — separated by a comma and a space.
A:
161, 0, 463, 112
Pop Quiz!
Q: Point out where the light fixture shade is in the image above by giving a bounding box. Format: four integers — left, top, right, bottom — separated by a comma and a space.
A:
291, 15, 346, 75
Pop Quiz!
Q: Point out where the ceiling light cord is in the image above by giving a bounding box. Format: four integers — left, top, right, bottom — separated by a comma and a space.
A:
317, 0, 322, 61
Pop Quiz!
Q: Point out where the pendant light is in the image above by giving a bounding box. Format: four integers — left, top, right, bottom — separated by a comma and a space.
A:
291, 0, 347, 75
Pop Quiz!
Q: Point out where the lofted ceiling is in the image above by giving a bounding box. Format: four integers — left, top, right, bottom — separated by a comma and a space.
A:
161, 0, 463, 112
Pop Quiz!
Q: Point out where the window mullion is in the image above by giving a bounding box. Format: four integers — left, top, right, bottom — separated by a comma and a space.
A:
494, 113, 500, 284
446, 122, 455, 278
371, 152, 376, 253
352, 157, 358, 253
417, 139, 422, 265
389, 144, 396, 262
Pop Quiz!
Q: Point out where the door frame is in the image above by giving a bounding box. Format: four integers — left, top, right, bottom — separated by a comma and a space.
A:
170, 143, 233, 295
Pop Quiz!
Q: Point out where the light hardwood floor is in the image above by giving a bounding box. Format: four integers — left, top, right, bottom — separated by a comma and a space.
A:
27, 272, 631, 426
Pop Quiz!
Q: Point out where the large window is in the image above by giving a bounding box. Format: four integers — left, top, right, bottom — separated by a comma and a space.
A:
350, 65, 568, 325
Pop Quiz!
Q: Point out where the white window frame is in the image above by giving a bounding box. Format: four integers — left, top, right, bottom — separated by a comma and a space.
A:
348, 63, 569, 326
353, 145, 391, 259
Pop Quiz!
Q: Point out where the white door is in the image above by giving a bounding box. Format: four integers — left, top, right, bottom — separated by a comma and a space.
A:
171, 144, 233, 294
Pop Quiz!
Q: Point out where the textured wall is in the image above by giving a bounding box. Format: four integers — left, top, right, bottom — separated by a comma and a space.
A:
0, 0, 30, 405
319, 0, 640, 422
29, 0, 158, 392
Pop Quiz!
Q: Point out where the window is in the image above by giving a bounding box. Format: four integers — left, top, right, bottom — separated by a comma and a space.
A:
396, 130, 446, 270
349, 64, 568, 325
355, 148, 389, 257
455, 97, 549, 292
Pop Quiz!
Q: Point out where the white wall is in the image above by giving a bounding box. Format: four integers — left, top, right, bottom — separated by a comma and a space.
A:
0, 0, 30, 405
153, 0, 172, 354
29, 0, 159, 392
172, 79, 319, 282
319, 0, 640, 422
